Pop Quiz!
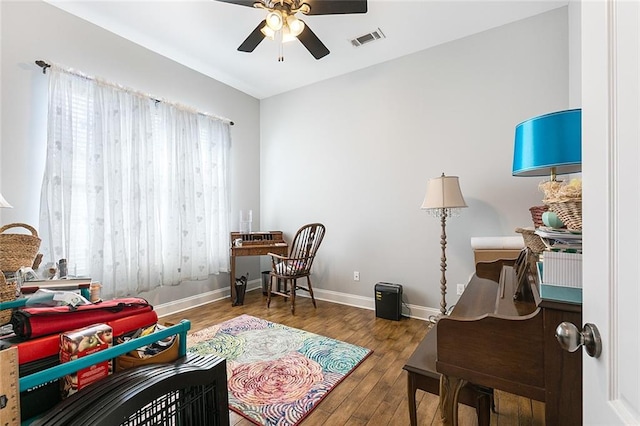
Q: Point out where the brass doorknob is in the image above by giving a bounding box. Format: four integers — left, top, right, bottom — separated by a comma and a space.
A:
555, 322, 602, 358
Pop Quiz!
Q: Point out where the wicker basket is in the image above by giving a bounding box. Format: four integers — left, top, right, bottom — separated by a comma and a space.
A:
547, 200, 582, 231
0, 272, 17, 326
529, 205, 549, 228
515, 227, 546, 254
0, 223, 41, 272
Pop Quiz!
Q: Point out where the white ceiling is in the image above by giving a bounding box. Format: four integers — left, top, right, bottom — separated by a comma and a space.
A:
46, 0, 568, 99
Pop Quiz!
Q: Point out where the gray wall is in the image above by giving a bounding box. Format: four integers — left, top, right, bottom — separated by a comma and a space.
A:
1, 2, 575, 319
0, 1, 261, 309
260, 8, 573, 317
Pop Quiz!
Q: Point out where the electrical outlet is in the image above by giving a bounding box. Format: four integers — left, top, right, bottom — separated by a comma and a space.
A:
457, 284, 465, 295
353, 271, 360, 281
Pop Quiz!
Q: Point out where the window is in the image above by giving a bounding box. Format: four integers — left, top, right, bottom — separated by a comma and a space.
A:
39, 68, 231, 299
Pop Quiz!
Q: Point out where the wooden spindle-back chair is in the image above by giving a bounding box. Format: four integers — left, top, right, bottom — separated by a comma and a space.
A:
267, 223, 326, 314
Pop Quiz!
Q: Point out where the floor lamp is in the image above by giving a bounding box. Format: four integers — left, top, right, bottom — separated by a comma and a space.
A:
421, 173, 467, 322
0, 193, 12, 287
0, 193, 12, 208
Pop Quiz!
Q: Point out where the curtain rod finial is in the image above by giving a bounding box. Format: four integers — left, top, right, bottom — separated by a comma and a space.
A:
35, 60, 51, 74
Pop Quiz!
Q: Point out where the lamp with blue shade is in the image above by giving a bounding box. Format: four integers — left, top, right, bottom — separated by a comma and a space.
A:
512, 108, 582, 181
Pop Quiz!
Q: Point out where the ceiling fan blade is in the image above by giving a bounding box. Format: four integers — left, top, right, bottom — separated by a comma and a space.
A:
238, 20, 266, 52
303, 0, 367, 15
297, 24, 330, 60
215, 0, 258, 8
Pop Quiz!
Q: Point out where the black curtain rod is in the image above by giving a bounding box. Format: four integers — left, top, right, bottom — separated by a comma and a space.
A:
34, 60, 234, 126
35, 60, 50, 74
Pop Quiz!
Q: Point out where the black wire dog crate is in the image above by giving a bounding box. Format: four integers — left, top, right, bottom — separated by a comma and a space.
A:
31, 354, 229, 426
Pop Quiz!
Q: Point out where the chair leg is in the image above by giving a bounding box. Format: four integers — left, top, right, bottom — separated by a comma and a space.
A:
290, 279, 296, 314
306, 276, 316, 309
267, 275, 272, 308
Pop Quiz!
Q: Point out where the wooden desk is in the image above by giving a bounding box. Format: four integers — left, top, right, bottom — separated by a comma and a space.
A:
229, 231, 288, 306
403, 328, 491, 426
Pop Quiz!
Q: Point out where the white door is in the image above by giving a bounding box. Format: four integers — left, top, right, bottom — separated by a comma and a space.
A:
582, 0, 640, 424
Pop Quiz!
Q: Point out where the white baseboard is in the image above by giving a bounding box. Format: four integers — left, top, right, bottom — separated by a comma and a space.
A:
154, 287, 230, 318
156, 280, 438, 322
309, 288, 438, 321
154, 281, 260, 317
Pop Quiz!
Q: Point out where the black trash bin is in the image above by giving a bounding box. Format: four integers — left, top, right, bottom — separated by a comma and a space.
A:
261, 271, 270, 295
233, 274, 248, 306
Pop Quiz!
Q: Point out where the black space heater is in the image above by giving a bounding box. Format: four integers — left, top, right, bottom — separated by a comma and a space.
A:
375, 282, 403, 321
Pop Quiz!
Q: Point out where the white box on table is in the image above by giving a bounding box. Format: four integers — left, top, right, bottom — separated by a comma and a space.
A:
542, 251, 582, 288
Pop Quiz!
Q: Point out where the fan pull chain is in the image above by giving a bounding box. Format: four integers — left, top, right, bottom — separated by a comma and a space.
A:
278, 31, 285, 62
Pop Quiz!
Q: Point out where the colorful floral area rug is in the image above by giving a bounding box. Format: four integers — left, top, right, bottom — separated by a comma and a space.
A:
187, 314, 372, 426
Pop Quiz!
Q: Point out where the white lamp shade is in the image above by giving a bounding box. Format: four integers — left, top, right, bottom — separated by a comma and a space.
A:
421, 175, 467, 209
0, 193, 12, 208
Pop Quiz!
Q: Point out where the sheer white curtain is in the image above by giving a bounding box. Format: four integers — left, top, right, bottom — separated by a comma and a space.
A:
39, 67, 231, 299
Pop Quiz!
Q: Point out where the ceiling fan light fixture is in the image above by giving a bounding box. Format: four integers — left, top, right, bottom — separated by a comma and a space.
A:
266, 10, 283, 31
231, 0, 363, 60
260, 24, 276, 39
297, 3, 310, 14
286, 15, 304, 36
282, 27, 297, 43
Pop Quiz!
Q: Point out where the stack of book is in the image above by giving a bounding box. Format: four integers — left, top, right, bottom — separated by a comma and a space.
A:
21, 278, 92, 294
534, 227, 582, 252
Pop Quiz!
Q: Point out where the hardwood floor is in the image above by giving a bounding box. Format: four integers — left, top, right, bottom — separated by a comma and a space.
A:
161, 290, 545, 425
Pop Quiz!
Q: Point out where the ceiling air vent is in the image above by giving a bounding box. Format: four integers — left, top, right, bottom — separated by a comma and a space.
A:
350, 28, 386, 47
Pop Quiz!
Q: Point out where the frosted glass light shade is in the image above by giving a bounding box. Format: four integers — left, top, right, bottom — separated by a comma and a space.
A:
266, 11, 283, 31
287, 15, 305, 36
261, 25, 276, 39
421, 174, 467, 210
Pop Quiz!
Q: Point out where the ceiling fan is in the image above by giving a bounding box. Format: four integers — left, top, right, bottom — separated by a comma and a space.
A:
217, 0, 368, 60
